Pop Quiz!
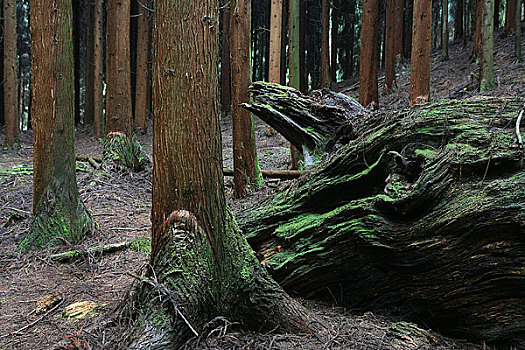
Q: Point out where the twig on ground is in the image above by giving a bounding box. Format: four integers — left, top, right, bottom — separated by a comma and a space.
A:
516, 109, 523, 149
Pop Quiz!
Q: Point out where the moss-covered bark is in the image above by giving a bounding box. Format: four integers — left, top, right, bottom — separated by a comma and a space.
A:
102, 132, 149, 171
241, 94, 525, 346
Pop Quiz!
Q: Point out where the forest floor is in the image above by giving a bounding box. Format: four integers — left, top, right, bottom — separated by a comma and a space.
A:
0, 32, 523, 349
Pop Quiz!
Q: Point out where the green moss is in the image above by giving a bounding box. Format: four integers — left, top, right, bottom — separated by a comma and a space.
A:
103, 132, 149, 171
414, 148, 437, 158
130, 237, 152, 256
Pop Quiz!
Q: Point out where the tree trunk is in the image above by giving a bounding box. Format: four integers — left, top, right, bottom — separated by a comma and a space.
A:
455, 0, 464, 39
221, 0, 232, 115
494, 0, 500, 27
3, 0, 18, 148
134, 0, 151, 133
409, 0, 432, 105
269, 0, 283, 83
106, 0, 132, 137
72, 0, 81, 125
320, 0, 331, 88
115, 1, 324, 347
23, 0, 94, 251
442, 0, 449, 60
516, 0, 523, 60
230, 0, 263, 197
385, 0, 396, 92
359, 0, 379, 109
299, 0, 308, 92
472, 0, 483, 61
480, 0, 496, 91
403, 0, 414, 58
240, 85, 525, 347
504, 0, 517, 35
92, 0, 104, 139
85, 0, 95, 127
341, 0, 356, 80
330, 0, 339, 83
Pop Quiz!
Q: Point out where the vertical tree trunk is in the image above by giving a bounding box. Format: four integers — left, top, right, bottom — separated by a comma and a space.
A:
221, 0, 232, 115
24, 0, 93, 251
72, 0, 81, 125
299, 0, 308, 92
504, 0, 517, 35
472, 0, 483, 60
409, 0, 432, 105
289, 0, 301, 168
494, 0, 500, 27
106, 0, 132, 136
134, 0, 151, 133
330, 0, 339, 83
92, 0, 104, 139
120, 0, 323, 346
480, 0, 495, 91
3, 0, 18, 148
455, 0, 464, 39
342, 0, 356, 79
442, 0, 449, 59
269, 0, 283, 83
85, 0, 95, 127
385, 0, 395, 92
516, 0, 523, 60
230, 0, 263, 197
393, 0, 404, 61
280, 0, 289, 85
359, 0, 379, 109
403, 0, 414, 58
321, 0, 330, 88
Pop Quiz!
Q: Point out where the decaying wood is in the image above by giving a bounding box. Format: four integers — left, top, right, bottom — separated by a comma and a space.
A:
223, 168, 303, 179
240, 84, 525, 346
50, 240, 137, 262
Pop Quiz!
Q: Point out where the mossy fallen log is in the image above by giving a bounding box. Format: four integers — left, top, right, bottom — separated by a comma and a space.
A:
241, 84, 525, 346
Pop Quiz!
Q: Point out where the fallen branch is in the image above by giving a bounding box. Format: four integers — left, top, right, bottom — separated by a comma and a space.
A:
50, 240, 138, 263
223, 168, 303, 179
516, 109, 523, 149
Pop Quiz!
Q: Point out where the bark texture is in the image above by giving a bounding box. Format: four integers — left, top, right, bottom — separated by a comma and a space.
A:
92, 0, 105, 138
240, 86, 525, 346
23, 0, 94, 251
229, 0, 262, 197
106, 0, 132, 137
320, 0, 331, 88
269, 0, 283, 83
115, 2, 324, 347
480, 0, 496, 92
504, 0, 517, 35
359, 0, 379, 109
385, 0, 396, 92
3, 0, 18, 148
442, 0, 449, 60
409, 0, 432, 105
134, 0, 151, 133
221, 0, 231, 115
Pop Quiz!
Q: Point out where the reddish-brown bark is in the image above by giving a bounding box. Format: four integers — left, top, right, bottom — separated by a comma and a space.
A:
393, 0, 404, 60
409, 0, 432, 105
504, 0, 517, 35
269, 0, 283, 83
359, 0, 379, 109
385, 0, 396, 92
472, 0, 483, 61
221, 0, 232, 115
321, 0, 330, 88
134, 0, 151, 133
330, 0, 339, 82
455, 0, 464, 39
106, 0, 132, 137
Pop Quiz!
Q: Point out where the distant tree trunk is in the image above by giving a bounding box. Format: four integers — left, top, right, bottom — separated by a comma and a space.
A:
393, 0, 404, 61
92, 0, 104, 139
230, 0, 262, 197
472, 0, 483, 60
480, 0, 496, 91
280, 0, 289, 85
117, 0, 323, 346
289, 0, 301, 169
23, 0, 94, 251
442, 0, 449, 59
3, 0, 18, 148
85, 0, 95, 127
359, 0, 379, 109
494, 0, 500, 27
321, 0, 330, 88
504, 0, 517, 35
516, 0, 523, 60
330, 0, 339, 82
403, 0, 414, 58
409, 0, 432, 105
221, 0, 232, 115
134, 0, 151, 133
269, 0, 283, 83
455, 0, 464, 39
106, 0, 132, 136
342, 0, 356, 80
299, 0, 308, 92
385, 0, 395, 92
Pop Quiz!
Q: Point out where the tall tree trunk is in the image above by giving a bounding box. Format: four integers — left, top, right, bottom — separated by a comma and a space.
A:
472, 0, 483, 61
92, 0, 104, 139
3, 0, 18, 148
494, 0, 500, 27
359, 0, 379, 109
455, 0, 464, 39
504, 0, 517, 35
134, 0, 151, 133
393, 0, 404, 61
321, 0, 330, 88
299, 0, 308, 92
442, 0, 449, 59
23, 0, 94, 251
72, 0, 81, 125
269, 0, 283, 83
409, 0, 432, 105
480, 0, 495, 91
289, 0, 302, 168
85, 0, 95, 127
330, 0, 339, 82
403, 0, 414, 59
342, 0, 357, 79
385, 0, 395, 92
221, 0, 232, 115
116, 0, 323, 346
230, 0, 263, 197
280, 0, 289, 85
516, 0, 523, 60
106, 0, 132, 136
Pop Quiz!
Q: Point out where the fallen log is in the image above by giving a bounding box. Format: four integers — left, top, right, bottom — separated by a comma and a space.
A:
223, 168, 303, 179
240, 84, 525, 347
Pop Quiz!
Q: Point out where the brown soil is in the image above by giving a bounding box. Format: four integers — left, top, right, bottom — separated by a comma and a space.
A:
1, 32, 523, 349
